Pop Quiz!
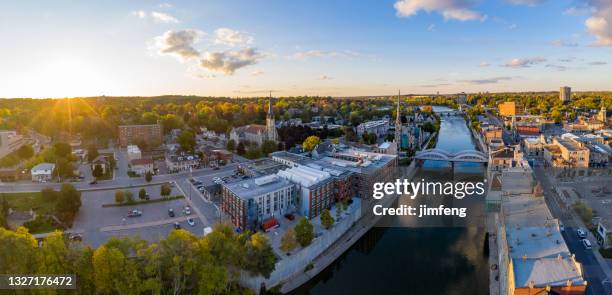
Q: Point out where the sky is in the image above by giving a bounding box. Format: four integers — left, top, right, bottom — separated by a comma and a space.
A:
0, 0, 611, 98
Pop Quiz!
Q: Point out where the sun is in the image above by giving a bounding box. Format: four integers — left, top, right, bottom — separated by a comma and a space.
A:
32, 57, 105, 98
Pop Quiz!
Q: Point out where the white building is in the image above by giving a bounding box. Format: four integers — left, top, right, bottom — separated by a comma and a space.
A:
276, 164, 334, 219
31, 163, 55, 182
130, 158, 154, 175
356, 119, 389, 139
127, 145, 142, 162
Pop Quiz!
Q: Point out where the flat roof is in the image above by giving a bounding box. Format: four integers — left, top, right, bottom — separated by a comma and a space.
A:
223, 175, 294, 200
513, 257, 586, 288
556, 138, 586, 152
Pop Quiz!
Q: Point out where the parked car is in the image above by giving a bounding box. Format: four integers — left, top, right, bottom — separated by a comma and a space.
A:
183, 206, 191, 215
127, 209, 142, 217
187, 218, 195, 226
174, 222, 181, 229
576, 228, 587, 239
68, 234, 83, 242
582, 239, 592, 249
89, 180, 97, 185
213, 167, 220, 170
168, 208, 175, 217
284, 213, 295, 221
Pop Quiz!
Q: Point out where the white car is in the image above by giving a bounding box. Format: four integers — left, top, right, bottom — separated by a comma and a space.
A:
582, 239, 592, 250
183, 206, 191, 215
187, 218, 195, 226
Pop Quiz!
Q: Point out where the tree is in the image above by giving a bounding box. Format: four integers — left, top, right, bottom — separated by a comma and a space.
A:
52, 142, 72, 158
280, 227, 298, 253
125, 191, 134, 204
41, 187, 59, 202
54, 157, 75, 179
243, 232, 277, 278
93, 240, 142, 295
177, 130, 196, 152
138, 189, 147, 200
16, 145, 34, 159
160, 184, 172, 198
320, 209, 334, 229
55, 184, 81, 225
245, 146, 262, 159
158, 229, 201, 294
335, 202, 343, 220
87, 145, 99, 163
261, 140, 277, 155
226, 139, 236, 151
92, 164, 103, 178
294, 217, 314, 247
145, 171, 153, 182
0, 227, 39, 274
236, 142, 246, 155
115, 190, 125, 204
302, 135, 321, 152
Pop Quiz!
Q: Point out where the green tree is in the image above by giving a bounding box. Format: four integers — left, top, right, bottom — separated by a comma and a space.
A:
158, 229, 201, 294
294, 217, 314, 247
52, 142, 72, 158
55, 183, 81, 225
280, 227, 298, 253
236, 142, 246, 155
177, 130, 196, 152
226, 139, 236, 151
87, 145, 99, 163
115, 190, 125, 204
17, 145, 34, 159
335, 202, 343, 220
138, 188, 147, 200
160, 184, 172, 198
302, 135, 321, 152
245, 146, 262, 159
0, 227, 38, 274
93, 240, 142, 295
125, 190, 134, 204
54, 157, 75, 179
145, 171, 153, 182
41, 187, 59, 202
243, 232, 277, 278
320, 209, 334, 229
261, 140, 277, 155
92, 164, 103, 178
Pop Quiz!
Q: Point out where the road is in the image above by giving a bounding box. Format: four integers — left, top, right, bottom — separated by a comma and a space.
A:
534, 166, 612, 295
0, 163, 240, 193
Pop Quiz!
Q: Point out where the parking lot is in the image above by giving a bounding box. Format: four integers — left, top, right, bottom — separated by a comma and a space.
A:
71, 183, 205, 247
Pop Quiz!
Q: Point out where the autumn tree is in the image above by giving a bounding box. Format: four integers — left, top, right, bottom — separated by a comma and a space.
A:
294, 217, 314, 247
280, 227, 298, 253
138, 188, 147, 200
160, 184, 172, 198
115, 190, 125, 204
243, 232, 277, 278
302, 135, 321, 152
320, 209, 334, 229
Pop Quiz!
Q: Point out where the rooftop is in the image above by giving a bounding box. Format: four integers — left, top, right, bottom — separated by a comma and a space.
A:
277, 165, 332, 188
512, 256, 586, 288
223, 175, 294, 200
556, 138, 586, 152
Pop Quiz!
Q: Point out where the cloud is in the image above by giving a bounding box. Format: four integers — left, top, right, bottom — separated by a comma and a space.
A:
582, 0, 612, 46
158, 3, 173, 8
394, 0, 487, 21
214, 28, 254, 46
460, 76, 513, 85
155, 29, 201, 61
151, 11, 178, 23
507, 0, 545, 6
545, 64, 568, 71
479, 61, 490, 67
508, 24, 517, 29
504, 57, 546, 68
589, 61, 607, 65
563, 5, 594, 16
550, 39, 578, 47
132, 10, 178, 23
318, 75, 333, 80
199, 48, 263, 75
419, 83, 451, 88
559, 57, 576, 63
251, 70, 264, 76
427, 24, 436, 31
291, 50, 361, 60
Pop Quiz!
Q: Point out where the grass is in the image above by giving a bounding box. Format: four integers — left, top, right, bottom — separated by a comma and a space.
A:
1, 192, 56, 215
23, 216, 62, 234
101, 195, 184, 208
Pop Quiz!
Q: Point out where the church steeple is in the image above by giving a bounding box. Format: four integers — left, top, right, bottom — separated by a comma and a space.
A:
266, 91, 278, 142
394, 90, 402, 157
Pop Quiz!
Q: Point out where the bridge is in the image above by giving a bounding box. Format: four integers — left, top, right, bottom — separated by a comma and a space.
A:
414, 148, 488, 163
436, 110, 464, 116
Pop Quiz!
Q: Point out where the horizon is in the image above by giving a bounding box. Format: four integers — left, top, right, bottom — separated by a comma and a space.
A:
1, 0, 611, 98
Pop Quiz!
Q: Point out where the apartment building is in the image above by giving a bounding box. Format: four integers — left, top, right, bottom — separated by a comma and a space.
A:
560, 86, 571, 102
118, 122, 163, 147
221, 175, 296, 231
498, 101, 522, 117
356, 119, 389, 139
277, 165, 335, 219
165, 154, 200, 172
543, 137, 590, 168
127, 145, 142, 162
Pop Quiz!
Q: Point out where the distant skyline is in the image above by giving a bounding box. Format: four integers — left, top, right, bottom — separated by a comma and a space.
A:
0, 0, 611, 98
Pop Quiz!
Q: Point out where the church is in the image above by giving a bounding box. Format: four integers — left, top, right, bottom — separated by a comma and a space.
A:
229, 95, 278, 146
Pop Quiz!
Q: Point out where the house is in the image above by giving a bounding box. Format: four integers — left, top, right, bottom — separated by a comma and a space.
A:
127, 145, 142, 162
489, 147, 515, 171
31, 163, 55, 182
130, 158, 154, 175
596, 218, 612, 249
165, 154, 200, 173
91, 155, 111, 175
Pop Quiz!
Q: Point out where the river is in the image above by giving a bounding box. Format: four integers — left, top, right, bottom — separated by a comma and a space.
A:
290, 106, 489, 295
